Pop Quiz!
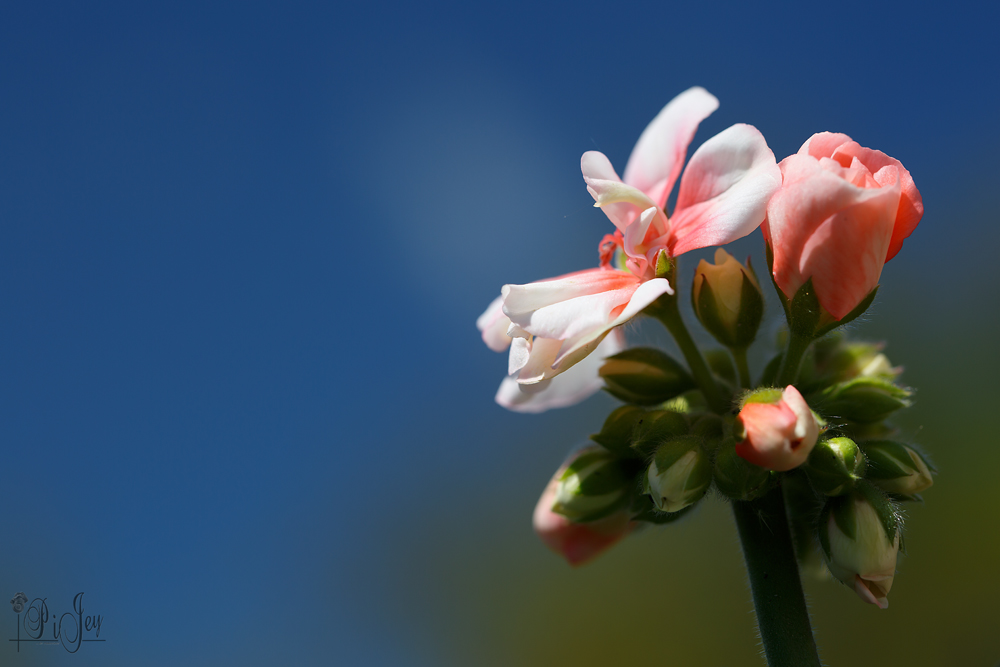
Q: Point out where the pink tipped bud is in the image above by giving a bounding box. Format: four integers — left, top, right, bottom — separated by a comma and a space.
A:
532, 449, 633, 566
735, 386, 819, 471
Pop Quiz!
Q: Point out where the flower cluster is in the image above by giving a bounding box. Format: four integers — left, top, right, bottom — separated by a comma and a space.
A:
476, 89, 929, 611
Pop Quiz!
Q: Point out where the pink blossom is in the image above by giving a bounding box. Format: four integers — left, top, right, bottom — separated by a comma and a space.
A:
764, 132, 923, 320
479, 89, 780, 411
735, 386, 819, 471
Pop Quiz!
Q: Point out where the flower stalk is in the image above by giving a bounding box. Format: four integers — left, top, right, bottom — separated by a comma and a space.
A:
732, 486, 822, 667
647, 290, 730, 414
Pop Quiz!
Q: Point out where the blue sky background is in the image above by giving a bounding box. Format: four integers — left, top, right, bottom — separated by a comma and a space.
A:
2, 2, 999, 665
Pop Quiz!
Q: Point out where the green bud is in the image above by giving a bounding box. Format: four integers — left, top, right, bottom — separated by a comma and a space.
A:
551, 446, 633, 522
660, 389, 708, 414
804, 437, 866, 496
590, 406, 647, 457
860, 440, 934, 495
692, 249, 764, 349
800, 335, 901, 392
645, 436, 711, 512
629, 409, 689, 458
599, 347, 696, 405
713, 438, 774, 501
815, 377, 912, 424
818, 484, 900, 609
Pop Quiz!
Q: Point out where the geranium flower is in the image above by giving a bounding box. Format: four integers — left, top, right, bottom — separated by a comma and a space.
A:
480, 88, 780, 411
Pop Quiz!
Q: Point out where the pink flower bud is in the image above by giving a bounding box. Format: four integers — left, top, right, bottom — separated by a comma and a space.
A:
532, 450, 634, 566
763, 133, 923, 321
735, 386, 819, 471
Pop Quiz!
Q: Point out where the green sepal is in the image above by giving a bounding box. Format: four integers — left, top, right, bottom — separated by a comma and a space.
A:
816, 377, 912, 424
651, 435, 703, 476
734, 270, 764, 347
630, 410, 689, 458
629, 493, 696, 524
815, 287, 879, 338
831, 494, 857, 541
554, 492, 631, 523
860, 439, 936, 479
803, 436, 866, 496
785, 276, 879, 340
712, 439, 774, 501
740, 386, 783, 407
660, 389, 708, 414
561, 451, 634, 496
600, 347, 696, 405
856, 481, 901, 544
590, 406, 648, 458
888, 493, 924, 503
694, 275, 732, 346
817, 501, 833, 559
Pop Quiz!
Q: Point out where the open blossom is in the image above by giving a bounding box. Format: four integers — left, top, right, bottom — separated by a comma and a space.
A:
764, 132, 923, 320
532, 448, 634, 566
480, 88, 781, 411
735, 386, 819, 471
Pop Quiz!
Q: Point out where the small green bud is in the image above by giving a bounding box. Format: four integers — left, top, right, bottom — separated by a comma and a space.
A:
815, 377, 912, 424
713, 438, 774, 501
818, 485, 900, 609
599, 347, 696, 406
551, 446, 633, 522
590, 406, 647, 457
692, 249, 764, 349
801, 336, 901, 392
645, 436, 711, 512
629, 409, 689, 458
860, 440, 934, 495
660, 389, 708, 414
804, 437, 866, 496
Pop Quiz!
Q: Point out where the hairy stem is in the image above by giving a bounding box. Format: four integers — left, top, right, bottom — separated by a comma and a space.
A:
648, 294, 729, 414
732, 347, 751, 389
732, 486, 821, 667
774, 330, 812, 387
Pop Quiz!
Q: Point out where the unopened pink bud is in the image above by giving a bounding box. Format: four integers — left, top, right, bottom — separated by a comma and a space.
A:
532, 449, 633, 566
735, 386, 819, 471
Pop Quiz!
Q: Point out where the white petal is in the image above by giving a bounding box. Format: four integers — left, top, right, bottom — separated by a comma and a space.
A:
476, 294, 512, 352
495, 331, 626, 413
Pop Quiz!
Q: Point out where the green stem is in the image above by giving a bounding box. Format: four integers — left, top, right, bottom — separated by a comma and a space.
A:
649, 294, 729, 414
732, 347, 751, 389
732, 486, 821, 667
774, 330, 812, 387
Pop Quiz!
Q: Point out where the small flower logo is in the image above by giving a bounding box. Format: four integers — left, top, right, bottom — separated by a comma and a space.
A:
10, 592, 27, 614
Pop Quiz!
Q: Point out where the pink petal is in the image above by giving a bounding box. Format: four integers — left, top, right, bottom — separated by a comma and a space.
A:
622, 87, 719, 208
797, 132, 853, 160
667, 124, 781, 256
495, 331, 625, 413
476, 295, 512, 352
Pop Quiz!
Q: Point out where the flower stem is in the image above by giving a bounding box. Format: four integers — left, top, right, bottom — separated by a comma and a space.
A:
732, 347, 751, 389
648, 294, 729, 414
774, 330, 812, 387
732, 486, 821, 667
